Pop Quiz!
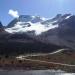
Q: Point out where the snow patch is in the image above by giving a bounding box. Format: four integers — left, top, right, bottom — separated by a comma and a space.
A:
5, 21, 58, 35
65, 15, 71, 19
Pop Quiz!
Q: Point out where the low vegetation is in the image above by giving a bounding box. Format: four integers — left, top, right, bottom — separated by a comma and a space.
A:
0, 49, 75, 72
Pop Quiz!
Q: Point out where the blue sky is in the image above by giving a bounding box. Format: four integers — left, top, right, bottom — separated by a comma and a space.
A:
0, 0, 75, 25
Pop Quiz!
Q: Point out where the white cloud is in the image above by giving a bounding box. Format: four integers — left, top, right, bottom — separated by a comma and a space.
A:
8, 9, 19, 18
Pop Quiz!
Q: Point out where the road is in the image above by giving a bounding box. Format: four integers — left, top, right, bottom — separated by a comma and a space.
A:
20, 58, 75, 67
16, 48, 75, 67
16, 49, 68, 58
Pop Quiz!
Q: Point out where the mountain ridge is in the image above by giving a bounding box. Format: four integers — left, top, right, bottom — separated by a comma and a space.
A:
0, 14, 75, 55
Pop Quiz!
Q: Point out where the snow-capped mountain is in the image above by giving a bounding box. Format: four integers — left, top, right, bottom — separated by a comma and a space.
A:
5, 14, 72, 35
5, 14, 75, 50
5, 15, 58, 35
0, 14, 75, 55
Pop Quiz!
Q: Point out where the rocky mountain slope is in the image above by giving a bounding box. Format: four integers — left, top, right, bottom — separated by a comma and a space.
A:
0, 14, 75, 55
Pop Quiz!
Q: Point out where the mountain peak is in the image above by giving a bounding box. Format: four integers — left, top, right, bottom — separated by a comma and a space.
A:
0, 21, 3, 28
19, 15, 46, 23
5, 15, 58, 35
5, 14, 74, 35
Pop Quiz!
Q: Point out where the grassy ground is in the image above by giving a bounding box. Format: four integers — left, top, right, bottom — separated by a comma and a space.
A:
0, 49, 75, 72
25, 51, 75, 65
